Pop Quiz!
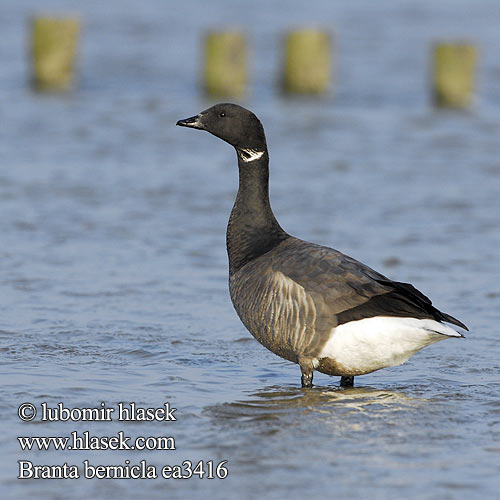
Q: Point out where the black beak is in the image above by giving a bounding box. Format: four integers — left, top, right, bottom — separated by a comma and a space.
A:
176, 114, 203, 129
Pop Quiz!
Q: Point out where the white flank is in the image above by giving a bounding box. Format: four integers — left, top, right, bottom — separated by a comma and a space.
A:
319, 316, 462, 374
239, 148, 264, 162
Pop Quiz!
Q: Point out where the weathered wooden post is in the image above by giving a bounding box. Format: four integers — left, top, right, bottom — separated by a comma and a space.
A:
31, 16, 80, 91
282, 29, 331, 94
432, 42, 477, 108
204, 31, 247, 98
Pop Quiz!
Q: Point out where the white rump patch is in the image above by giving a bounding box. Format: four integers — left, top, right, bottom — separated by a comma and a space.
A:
319, 316, 462, 375
238, 148, 264, 162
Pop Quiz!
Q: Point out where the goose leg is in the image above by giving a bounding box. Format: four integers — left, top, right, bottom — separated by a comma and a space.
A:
301, 370, 313, 388
340, 376, 354, 388
299, 356, 314, 388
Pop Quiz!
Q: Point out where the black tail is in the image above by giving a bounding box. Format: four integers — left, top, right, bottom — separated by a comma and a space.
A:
376, 279, 469, 331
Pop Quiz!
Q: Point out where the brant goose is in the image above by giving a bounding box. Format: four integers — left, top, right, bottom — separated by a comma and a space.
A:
177, 103, 467, 388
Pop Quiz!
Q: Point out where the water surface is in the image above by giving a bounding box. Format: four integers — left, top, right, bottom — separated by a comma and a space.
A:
1, 1, 499, 499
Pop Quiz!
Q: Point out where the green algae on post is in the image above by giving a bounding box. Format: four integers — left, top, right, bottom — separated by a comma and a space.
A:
31, 16, 80, 92
433, 42, 477, 108
283, 29, 332, 95
204, 31, 247, 98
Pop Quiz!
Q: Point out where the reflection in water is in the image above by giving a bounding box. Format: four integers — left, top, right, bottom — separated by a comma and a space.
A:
203, 383, 437, 486
207, 384, 428, 434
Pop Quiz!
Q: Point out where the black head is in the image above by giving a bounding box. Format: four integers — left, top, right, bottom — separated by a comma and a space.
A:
177, 103, 267, 151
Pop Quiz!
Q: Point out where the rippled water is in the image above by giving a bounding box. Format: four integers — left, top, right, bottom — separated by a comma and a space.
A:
1, 1, 499, 499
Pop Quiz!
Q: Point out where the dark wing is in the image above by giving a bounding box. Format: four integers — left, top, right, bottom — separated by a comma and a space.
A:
269, 237, 468, 330
337, 278, 468, 330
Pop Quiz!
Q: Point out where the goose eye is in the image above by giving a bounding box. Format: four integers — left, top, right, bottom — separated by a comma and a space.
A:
219, 112, 226, 118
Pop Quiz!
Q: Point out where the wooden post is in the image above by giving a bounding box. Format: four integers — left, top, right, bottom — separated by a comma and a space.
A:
283, 29, 331, 94
433, 42, 477, 108
31, 16, 80, 91
204, 31, 247, 98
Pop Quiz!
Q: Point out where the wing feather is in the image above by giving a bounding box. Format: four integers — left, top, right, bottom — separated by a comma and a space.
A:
266, 238, 467, 330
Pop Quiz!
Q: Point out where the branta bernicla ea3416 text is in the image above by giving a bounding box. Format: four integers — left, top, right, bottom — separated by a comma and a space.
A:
177, 103, 468, 388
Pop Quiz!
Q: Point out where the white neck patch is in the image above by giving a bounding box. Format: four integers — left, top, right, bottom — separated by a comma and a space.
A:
238, 148, 265, 162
